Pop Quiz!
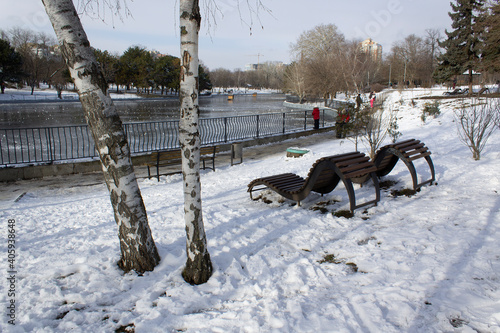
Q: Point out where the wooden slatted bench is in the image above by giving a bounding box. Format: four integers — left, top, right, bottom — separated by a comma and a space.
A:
373, 139, 435, 190
248, 151, 380, 212
147, 146, 219, 181
351, 139, 435, 190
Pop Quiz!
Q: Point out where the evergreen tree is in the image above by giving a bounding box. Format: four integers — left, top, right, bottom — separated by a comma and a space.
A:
117, 46, 154, 92
478, 1, 500, 72
0, 39, 23, 93
94, 48, 118, 93
434, 0, 485, 93
152, 55, 180, 95
198, 64, 212, 92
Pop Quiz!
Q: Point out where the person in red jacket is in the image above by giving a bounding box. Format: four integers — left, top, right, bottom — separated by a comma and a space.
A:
312, 107, 320, 130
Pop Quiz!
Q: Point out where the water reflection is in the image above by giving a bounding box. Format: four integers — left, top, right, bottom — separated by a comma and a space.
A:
0, 94, 290, 128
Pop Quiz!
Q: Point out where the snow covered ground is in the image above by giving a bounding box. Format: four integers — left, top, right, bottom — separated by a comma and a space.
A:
1, 88, 500, 332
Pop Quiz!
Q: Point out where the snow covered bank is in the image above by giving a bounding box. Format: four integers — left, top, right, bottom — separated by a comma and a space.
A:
1, 88, 499, 332
0, 87, 142, 102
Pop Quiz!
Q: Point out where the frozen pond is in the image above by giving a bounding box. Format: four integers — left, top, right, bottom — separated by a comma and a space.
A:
0, 94, 292, 128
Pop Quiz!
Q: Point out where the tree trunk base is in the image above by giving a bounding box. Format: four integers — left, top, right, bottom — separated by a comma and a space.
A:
182, 252, 213, 285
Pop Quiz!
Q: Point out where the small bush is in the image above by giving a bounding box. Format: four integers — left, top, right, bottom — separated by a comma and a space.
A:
388, 117, 402, 143
421, 101, 441, 122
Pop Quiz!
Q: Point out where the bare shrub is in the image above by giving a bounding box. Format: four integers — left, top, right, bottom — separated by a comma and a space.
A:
361, 104, 397, 159
454, 98, 500, 160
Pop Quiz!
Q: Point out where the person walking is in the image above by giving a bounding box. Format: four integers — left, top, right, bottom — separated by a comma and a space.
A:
356, 94, 363, 111
370, 92, 376, 108
312, 107, 320, 130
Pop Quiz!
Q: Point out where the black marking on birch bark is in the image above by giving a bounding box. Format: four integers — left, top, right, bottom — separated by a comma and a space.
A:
180, 0, 201, 25
182, 51, 192, 72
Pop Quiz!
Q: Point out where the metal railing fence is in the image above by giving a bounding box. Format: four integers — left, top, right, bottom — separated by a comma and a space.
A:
1, 109, 335, 166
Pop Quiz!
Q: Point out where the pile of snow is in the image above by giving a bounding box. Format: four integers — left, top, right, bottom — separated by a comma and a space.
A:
1, 88, 500, 332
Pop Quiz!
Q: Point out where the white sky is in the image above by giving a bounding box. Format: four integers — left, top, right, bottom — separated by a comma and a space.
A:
1, 0, 452, 70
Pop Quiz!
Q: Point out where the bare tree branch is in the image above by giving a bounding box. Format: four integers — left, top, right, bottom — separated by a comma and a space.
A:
75, 0, 133, 27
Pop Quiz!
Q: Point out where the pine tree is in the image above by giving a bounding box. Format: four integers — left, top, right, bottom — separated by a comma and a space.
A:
434, 0, 485, 93
0, 39, 23, 93
478, 1, 500, 72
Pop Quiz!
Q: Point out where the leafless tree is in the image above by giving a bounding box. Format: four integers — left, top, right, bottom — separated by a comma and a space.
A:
425, 29, 442, 82
8, 27, 57, 94
178, 0, 213, 285
455, 98, 500, 160
291, 24, 346, 100
335, 39, 377, 93
391, 34, 429, 87
42, 0, 160, 274
179, 0, 271, 284
361, 101, 395, 159
283, 60, 307, 102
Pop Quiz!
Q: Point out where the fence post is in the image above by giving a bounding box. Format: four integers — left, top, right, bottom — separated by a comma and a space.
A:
282, 113, 286, 134
304, 111, 307, 130
224, 117, 228, 142
256, 115, 260, 138
46, 127, 54, 163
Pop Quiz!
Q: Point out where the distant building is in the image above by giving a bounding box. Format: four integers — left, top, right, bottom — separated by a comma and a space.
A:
28, 43, 60, 59
360, 38, 382, 62
245, 61, 284, 72
149, 50, 168, 59
245, 63, 260, 71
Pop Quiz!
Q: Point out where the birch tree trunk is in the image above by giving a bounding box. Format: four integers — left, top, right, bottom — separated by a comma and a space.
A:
42, 0, 160, 273
179, 0, 213, 285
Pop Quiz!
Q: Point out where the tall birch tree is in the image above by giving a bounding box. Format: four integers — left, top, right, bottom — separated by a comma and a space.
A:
178, 0, 269, 284
179, 0, 213, 285
41, 0, 160, 274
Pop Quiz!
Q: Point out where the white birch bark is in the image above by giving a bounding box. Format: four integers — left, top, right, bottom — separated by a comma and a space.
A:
42, 0, 160, 273
179, 0, 213, 284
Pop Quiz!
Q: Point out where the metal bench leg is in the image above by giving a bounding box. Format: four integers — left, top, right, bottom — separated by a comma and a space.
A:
371, 172, 381, 203
343, 179, 357, 212
399, 158, 419, 190
425, 155, 436, 185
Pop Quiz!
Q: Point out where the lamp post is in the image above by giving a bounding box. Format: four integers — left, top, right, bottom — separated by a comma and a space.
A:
403, 60, 407, 88
388, 64, 392, 87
